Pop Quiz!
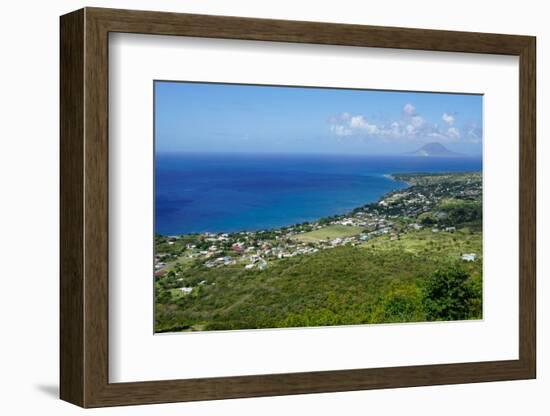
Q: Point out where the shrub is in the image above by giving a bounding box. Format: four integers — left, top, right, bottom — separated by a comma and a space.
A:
372, 285, 425, 323
423, 266, 480, 321
439, 200, 482, 226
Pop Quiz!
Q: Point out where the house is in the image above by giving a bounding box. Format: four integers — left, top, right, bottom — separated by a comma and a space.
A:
445, 226, 456, 233
461, 253, 477, 262
257, 259, 268, 270
154, 270, 167, 278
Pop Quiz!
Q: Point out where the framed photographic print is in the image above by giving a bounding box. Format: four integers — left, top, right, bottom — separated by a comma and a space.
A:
60, 7, 536, 408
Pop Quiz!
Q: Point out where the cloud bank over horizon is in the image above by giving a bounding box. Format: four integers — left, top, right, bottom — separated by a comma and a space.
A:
329, 103, 482, 145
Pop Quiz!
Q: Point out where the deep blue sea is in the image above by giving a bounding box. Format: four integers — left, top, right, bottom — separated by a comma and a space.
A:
155, 153, 482, 235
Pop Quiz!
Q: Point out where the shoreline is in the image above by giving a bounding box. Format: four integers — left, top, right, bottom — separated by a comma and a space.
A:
158, 170, 480, 237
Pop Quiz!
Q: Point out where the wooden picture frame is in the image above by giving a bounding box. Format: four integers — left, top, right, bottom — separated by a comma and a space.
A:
60, 7, 536, 408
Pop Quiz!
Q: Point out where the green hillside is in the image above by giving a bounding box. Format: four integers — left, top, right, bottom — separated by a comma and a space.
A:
156, 230, 482, 332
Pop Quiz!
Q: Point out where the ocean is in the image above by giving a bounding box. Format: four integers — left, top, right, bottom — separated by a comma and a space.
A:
155, 153, 482, 235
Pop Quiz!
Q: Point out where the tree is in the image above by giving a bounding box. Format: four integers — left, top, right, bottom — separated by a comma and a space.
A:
373, 285, 425, 323
420, 215, 435, 226
423, 266, 478, 321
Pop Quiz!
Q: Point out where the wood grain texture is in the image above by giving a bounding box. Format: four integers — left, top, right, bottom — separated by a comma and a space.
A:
83, 10, 110, 406
518, 38, 536, 375
88, 7, 532, 54
59, 8, 85, 407
59, 7, 537, 408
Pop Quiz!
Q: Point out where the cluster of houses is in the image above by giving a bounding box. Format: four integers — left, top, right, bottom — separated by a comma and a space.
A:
155, 212, 460, 275
204, 256, 235, 268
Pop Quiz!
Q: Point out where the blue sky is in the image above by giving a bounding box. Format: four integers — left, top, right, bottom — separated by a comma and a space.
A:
155, 81, 483, 156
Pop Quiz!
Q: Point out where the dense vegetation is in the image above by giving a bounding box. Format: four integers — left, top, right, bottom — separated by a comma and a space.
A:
423, 266, 482, 321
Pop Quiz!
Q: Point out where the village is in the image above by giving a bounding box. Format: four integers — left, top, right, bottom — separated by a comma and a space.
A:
155, 172, 482, 277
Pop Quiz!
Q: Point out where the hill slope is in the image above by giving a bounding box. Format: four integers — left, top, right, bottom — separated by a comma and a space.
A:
155, 230, 482, 332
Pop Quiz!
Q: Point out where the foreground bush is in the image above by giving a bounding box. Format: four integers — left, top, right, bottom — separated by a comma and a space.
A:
423, 265, 481, 321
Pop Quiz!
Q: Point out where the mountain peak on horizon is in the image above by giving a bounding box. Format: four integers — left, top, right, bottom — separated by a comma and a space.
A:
407, 142, 461, 157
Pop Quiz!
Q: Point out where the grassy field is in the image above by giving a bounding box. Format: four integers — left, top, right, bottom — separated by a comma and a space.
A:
155, 229, 482, 332
364, 228, 481, 261
293, 224, 364, 242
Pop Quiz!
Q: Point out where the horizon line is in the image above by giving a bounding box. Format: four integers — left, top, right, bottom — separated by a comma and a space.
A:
155, 150, 483, 158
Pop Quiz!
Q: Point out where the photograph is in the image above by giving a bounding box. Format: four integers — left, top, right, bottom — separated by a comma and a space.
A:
153, 81, 483, 333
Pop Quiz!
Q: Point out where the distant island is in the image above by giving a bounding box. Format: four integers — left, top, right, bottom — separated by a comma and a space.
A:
407, 142, 462, 157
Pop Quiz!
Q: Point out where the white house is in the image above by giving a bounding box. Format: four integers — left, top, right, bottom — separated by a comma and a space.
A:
461, 253, 477, 262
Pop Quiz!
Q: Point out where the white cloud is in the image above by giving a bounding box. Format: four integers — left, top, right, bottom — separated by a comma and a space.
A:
403, 103, 416, 115
330, 124, 353, 137
447, 127, 460, 139
329, 104, 472, 144
365, 124, 379, 135
465, 123, 482, 143
349, 115, 379, 134
350, 115, 367, 128
411, 115, 425, 128
428, 131, 446, 139
388, 122, 402, 138
442, 113, 455, 125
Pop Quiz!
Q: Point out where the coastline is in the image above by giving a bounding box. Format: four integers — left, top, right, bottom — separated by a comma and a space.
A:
160, 172, 409, 237
158, 170, 480, 237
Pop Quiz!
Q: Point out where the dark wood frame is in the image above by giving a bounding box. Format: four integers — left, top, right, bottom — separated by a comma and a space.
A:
60, 7, 536, 408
